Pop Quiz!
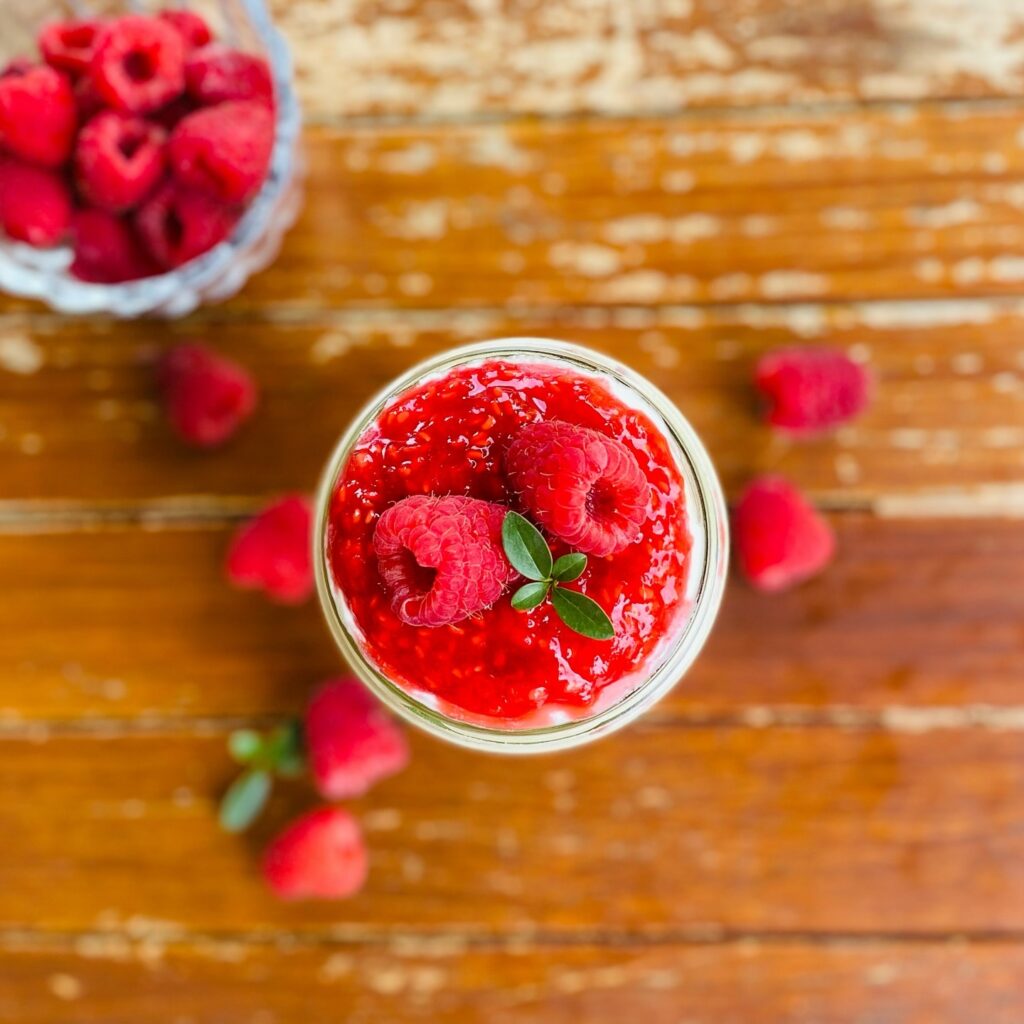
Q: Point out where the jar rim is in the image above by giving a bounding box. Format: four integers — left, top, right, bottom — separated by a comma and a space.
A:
313, 338, 729, 754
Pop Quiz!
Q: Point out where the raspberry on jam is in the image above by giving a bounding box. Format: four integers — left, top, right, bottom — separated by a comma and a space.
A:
327, 360, 692, 721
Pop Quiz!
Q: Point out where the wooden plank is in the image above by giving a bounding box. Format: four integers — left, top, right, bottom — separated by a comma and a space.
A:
4, 937, 1024, 1024
3, 726, 1024, 933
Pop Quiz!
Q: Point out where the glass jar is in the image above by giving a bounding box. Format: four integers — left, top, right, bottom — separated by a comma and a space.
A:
314, 338, 729, 754
0, 0, 302, 317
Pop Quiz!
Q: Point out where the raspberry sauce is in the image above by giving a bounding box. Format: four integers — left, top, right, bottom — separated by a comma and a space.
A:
326, 358, 693, 722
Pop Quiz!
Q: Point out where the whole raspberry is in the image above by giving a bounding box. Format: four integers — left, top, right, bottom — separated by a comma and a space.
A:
226, 495, 313, 605
505, 420, 649, 558
75, 111, 167, 212
734, 476, 835, 592
91, 15, 185, 114
373, 495, 517, 627
755, 347, 871, 434
169, 100, 273, 204
39, 19, 104, 75
263, 807, 368, 901
0, 157, 71, 247
0, 64, 76, 168
306, 679, 410, 801
185, 45, 273, 106
158, 10, 213, 52
70, 209, 160, 283
158, 343, 258, 448
135, 181, 238, 268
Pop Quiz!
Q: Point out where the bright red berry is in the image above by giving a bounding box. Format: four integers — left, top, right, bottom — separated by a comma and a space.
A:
226, 495, 313, 604
135, 181, 238, 268
505, 420, 649, 557
0, 157, 71, 247
38, 19, 104, 75
169, 100, 273, 204
70, 208, 159, 283
0, 64, 76, 167
158, 343, 257, 448
305, 679, 410, 801
734, 476, 835, 592
75, 111, 167, 212
91, 15, 185, 114
263, 807, 368, 901
158, 10, 213, 51
373, 495, 518, 628
185, 44, 272, 105
755, 347, 871, 434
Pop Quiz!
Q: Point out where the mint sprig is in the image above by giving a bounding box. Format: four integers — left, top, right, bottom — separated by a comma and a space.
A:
502, 512, 615, 641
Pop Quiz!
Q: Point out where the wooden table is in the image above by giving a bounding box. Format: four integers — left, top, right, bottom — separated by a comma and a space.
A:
3, 1, 1024, 1020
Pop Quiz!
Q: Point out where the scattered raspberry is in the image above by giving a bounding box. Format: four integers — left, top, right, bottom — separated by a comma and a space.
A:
70, 208, 159, 283
0, 157, 71, 246
185, 44, 272, 106
226, 495, 313, 604
0, 64, 76, 167
39, 19, 103, 75
91, 15, 185, 114
1, 59, 35, 79
506, 420, 649, 558
755, 347, 871, 434
305, 679, 410, 801
158, 10, 213, 51
169, 100, 273, 204
75, 110, 166, 212
734, 476, 835, 592
263, 807, 368, 901
158, 343, 258, 448
374, 495, 517, 627
135, 181, 238, 268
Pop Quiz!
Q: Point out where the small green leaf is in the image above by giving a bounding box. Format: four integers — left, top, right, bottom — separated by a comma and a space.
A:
551, 552, 587, 582
502, 511, 553, 581
551, 586, 615, 641
219, 770, 271, 833
264, 719, 305, 777
511, 580, 550, 611
228, 729, 263, 764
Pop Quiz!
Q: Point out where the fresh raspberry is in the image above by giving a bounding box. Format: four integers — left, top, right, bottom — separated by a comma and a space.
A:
734, 476, 835, 592
755, 347, 871, 434
158, 343, 258, 448
75, 111, 167, 212
505, 420, 649, 558
158, 10, 213, 51
135, 181, 238, 268
263, 807, 368, 901
0, 157, 71, 247
226, 495, 313, 604
0, 64, 76, 167
169, 100, 273, 204
185, 44, 273, 105
91, 15, 185, 114
373, 495, 517, 628
70, 208, 160, 283
305, 679, 410, 801
1, 59, 35, 79
38, 19, 103, 75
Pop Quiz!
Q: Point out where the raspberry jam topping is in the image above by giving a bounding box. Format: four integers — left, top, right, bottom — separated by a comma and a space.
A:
326, 359, 693, 721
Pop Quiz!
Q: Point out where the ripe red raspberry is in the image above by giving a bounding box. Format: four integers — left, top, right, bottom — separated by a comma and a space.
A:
374, 495, 517, 628
75, 111, 167, 212
39, 19, 104, 75
734, 476, 835, 592
91, 15, 185, 114
135, 181, 238, 268
755, 347, 871, 434
185, 45, 273, 106
70, 208, 159, 283
506, 420, 649, 558
158, 10, 213, 52
169, 100, 273, 204
0, 157, 71, 247
226, 495, 313, 605
158, 343, 258, 448
263, 807, 368, 901
0, 64, 76, 168
305, 679, 410, 801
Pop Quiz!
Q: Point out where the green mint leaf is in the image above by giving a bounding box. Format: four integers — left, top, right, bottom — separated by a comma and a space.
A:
219, 770, 271, 833
551, 585, 615, 641
264, 719, 305, 777
502, 511, 553, 581
227, 729, 263, 764
551, 552, 587, 582
511, 580, 550, 611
